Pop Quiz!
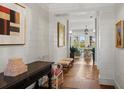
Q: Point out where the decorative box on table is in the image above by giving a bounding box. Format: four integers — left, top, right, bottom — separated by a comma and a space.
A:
4, 58, 28, 77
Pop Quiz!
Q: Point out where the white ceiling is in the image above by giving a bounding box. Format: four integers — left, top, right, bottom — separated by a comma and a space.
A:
45, 3, 117, 32
25, 3, 119, 35
47, 3, 117, 14
69, 19, 95, 31
68, 9, 96, 32
27, 3, 118, 33
26, 3, 117, 15
68, 11, 96, 31
47, 3, 116, 9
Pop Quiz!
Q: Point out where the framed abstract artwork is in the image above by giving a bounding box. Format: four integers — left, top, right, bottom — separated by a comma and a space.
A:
0, 3, 26, 45
57, 22, 65, 47
116, 20, 124, 48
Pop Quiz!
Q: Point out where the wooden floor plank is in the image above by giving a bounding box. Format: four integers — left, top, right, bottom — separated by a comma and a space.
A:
61, 58, 100, 89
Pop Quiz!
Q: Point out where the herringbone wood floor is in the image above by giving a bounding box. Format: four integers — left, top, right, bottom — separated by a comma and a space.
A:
61, 58, 100, 89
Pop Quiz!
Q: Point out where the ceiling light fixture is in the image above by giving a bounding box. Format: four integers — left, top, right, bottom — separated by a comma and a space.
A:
93, 29, 95, 32
69, 30, 72, 34
84, 25, 88, 35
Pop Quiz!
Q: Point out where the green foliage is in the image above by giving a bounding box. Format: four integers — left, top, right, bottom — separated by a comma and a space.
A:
79, 41, 85, 48
70, 47, 76, 53
73, 40, 79, 48
74, 47, 81, 56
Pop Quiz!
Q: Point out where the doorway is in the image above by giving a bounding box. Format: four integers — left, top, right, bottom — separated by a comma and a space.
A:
68, 12, 96, 65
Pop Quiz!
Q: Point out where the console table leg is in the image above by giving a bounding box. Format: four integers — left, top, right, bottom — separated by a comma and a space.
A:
34, 80, 40, 89
48, 70, 52, 89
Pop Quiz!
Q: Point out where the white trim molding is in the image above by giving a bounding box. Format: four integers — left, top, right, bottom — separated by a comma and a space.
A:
99, 78, 122, 89
99, 78, 115, 86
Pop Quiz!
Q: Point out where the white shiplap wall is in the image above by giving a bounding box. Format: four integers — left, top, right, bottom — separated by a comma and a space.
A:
49, 13, 68, 62
0, 4, 49, 72
114, 4, 124, 89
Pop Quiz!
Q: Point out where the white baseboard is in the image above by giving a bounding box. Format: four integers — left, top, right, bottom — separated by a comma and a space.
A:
99, 78, 115, 86
99, 78, 121, 89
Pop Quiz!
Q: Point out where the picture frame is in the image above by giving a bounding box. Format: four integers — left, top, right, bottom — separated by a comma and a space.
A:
57, 22, 65, 47
116, 20, 124, 48
0, 3, 26, 45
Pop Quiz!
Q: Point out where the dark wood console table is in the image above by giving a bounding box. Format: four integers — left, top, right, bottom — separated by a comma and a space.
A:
0, 61, 54, 89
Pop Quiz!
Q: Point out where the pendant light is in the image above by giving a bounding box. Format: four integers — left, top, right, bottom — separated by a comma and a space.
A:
84, 25, 88, 35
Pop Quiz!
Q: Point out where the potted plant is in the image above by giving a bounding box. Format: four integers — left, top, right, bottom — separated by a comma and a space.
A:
74, 48, 81, 57
70, 46, 76, 59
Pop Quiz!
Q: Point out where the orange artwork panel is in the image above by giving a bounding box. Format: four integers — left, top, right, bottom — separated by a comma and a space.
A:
116, 20, 124, 48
